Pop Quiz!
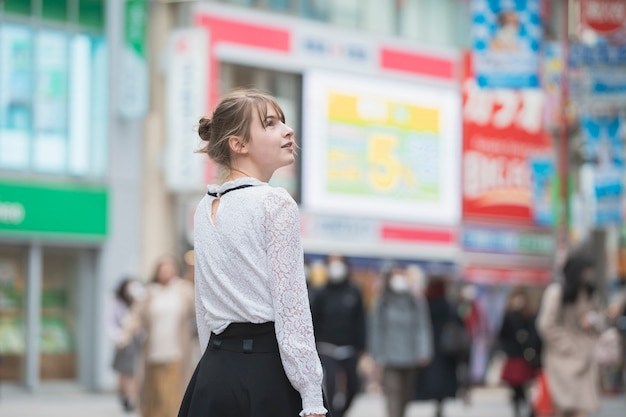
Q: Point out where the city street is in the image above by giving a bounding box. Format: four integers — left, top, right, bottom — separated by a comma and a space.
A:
0, 384, 625, 417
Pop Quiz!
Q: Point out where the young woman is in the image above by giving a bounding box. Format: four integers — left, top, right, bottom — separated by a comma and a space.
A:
537, 253, 603, 417
178, 89, 327, 417
118, 255, 196, 417
110, 277, 144, 412
498, 287, 541, 417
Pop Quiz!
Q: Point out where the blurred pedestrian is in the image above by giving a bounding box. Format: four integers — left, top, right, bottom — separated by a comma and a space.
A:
110, 276, 145, 413
305, 259, 321, 308
458, 284, 489, 390
414, 276, 466, 417
537, 253, 603, 417
498, 287, 542, 417
369, 263, 432, 417
178, 89, 327, 417
312, 253, 366, 417
118, 255, 196, 417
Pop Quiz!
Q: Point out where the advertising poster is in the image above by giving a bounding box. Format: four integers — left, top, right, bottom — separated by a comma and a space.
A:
581, 115, 624, 226
542, 42, 563, 129
471, 0, 542, 88
529, 156, 557, 227
303, 70, 461, 225
462, 75, 554, 225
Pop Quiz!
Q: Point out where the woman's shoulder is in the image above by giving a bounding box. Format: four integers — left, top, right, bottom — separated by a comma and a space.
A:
260, 186, 297, 210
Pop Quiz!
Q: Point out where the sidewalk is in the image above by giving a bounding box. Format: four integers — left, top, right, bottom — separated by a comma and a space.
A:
0, 383, 624, 417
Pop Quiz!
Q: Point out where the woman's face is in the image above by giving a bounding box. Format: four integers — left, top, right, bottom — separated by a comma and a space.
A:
157, 259, 178, 284
244, 104, 296, 178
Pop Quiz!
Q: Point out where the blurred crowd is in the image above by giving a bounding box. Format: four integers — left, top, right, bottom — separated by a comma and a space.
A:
109, 251, 626, 417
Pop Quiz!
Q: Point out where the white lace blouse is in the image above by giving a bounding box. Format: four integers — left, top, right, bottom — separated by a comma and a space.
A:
194, 177, 326, 416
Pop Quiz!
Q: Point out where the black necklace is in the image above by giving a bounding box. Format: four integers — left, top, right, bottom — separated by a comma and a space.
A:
207, 184, 254, 198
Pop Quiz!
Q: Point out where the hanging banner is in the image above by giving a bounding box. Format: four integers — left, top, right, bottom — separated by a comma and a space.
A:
119, 0, 149, 119
165, 28, 209, 192
471, 0, 542, 88
580, 115, 624, 226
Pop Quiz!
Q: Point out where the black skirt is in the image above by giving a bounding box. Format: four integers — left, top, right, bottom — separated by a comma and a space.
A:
178, 322, 302, 417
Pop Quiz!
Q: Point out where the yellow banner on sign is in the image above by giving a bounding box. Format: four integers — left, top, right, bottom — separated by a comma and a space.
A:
328, 93, 439, 133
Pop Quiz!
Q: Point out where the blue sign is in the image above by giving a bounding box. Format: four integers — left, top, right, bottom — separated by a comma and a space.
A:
530, 157, 556, 227
581, 116, 625, 226
472, 0, 542, 88
570, 42, 626, 68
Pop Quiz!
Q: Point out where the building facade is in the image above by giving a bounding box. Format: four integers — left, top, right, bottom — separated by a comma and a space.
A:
0, 0, 144, 391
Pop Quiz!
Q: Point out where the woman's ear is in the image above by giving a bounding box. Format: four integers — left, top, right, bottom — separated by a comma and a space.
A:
228, 136, 247, 154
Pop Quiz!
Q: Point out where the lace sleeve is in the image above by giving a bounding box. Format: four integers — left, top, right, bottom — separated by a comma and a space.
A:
263, 191, 327, 416
194, 275, 211, 354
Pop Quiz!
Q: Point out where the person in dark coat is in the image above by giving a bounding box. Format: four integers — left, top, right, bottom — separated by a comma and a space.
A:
369, 263, 433, 417
498, 287, 542, 417
414, 276, 462, 417
312, 254, 367, 417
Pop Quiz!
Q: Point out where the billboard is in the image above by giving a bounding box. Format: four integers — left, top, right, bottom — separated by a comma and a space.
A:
302, 70, 461, 225
462, 77, 554, 225
471, 0, 542, 88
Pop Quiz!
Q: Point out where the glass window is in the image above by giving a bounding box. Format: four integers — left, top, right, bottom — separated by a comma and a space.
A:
300, 0, 329, 21
69, 35, 91, 175
328, 0, 360, 28
268, 0, 292, 12
363, 0, 394, 36
0, 247, 27, 383
397, 0, 423, 41
33, 30, 69, 174
78, 0, 105, 31
88, 37, 108, 177
42, 0, 68, 22
0, 25, 34, 171
3, 0, 33, 16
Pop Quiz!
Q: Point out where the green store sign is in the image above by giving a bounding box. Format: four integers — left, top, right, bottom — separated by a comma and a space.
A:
0, 180, 108, 240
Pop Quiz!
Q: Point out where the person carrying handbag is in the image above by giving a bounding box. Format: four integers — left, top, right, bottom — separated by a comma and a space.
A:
536, 253, 603, 417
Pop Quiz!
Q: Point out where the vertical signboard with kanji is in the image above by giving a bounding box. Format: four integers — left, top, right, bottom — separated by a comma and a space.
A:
462, 77, 555, 226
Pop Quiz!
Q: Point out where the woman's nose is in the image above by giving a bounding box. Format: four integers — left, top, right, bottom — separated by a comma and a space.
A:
284, 124, 294, 138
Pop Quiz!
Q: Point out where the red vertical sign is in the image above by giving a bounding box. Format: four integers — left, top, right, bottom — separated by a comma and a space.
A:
462, 55, 552, 224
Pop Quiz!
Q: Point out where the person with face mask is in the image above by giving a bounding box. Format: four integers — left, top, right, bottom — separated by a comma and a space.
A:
369, 263, 433, 417
311, 254, 367, 417
497, 287, 542, 417
536, 253, 604, 417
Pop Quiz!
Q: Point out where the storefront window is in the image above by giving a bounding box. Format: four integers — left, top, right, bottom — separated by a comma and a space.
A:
34, 30, 69, 174
42, 0, 68, 22
0, 23, 107, 178
40, 250, 80, 380
78, 0, 105, 31
0, 247, 27, 383
0, 25, 34, 170
2, 0, 33, 16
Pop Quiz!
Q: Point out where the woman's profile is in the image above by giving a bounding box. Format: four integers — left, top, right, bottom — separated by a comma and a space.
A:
178, 89, 327, 417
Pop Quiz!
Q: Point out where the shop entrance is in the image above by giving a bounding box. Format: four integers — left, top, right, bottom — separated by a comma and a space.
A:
0, 244, 96, 385
40, 248, 81, 380
0, 246, 27, 382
